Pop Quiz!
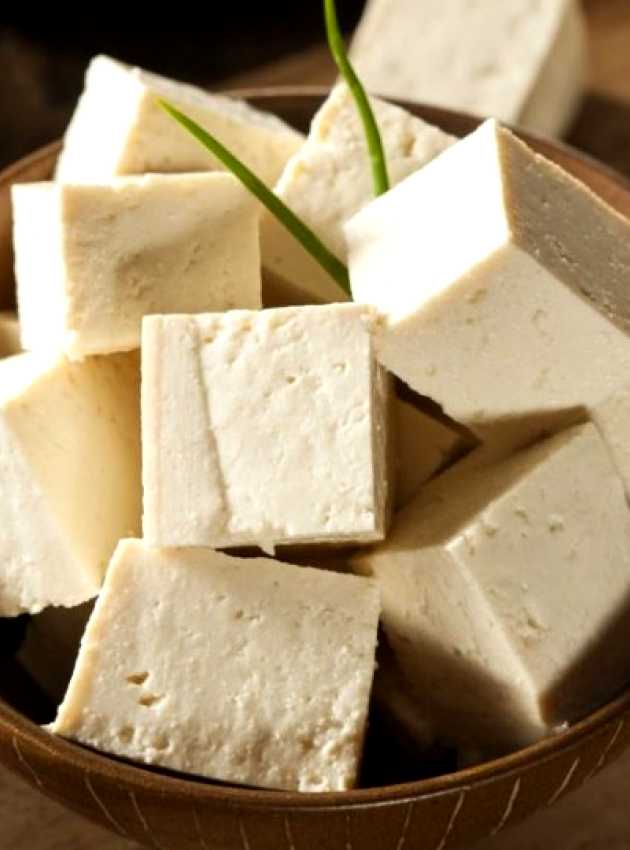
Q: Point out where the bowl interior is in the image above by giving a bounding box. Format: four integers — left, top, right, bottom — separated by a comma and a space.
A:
1, 90, 630, 811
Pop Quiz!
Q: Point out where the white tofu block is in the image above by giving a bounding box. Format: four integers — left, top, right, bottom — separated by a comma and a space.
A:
13, 174, 261, 359
262, 85, 455, 305
52, 540, 380, 792
18, 602, 92, 704
352, 423, 630, 752
393, 397, 467, 508
346, 120, 630, 440
0, 311, 20, 358
56, 55, 304, 186
142, 305, 390, 551
0, 352, 140, 617
350, 0, 586, 137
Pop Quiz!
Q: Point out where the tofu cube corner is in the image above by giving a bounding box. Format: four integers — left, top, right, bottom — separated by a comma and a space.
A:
142, 304, 391, 551
12, 174, 261, 359
0, 352, 141, 617
52, 540, 381, 792
352, 422, 630, 752
349, 0, 586, 137
55, 54, 304, 186
346, 119, 630, 441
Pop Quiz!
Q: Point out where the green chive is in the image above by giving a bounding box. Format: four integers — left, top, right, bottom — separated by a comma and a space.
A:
159, 100, 351, 297
324, 0, 390, 197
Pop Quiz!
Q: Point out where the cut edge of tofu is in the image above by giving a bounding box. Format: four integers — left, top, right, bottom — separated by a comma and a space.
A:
353, 422, 630, 750
262, 83, 456, 307
52, 539, 382, 792
347, 117, 630, 336
0, 351, 141, 615
55, 54, 304, 184
142, 305, 391, 552
12, 184, 67, 357
518, 0, 587, 136
13, 173, 263, 360
0, 415, 99, 617
345, 119, 510, 320
349, 0, 581, 134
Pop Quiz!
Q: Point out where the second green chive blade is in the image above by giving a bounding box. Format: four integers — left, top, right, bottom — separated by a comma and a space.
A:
324, 0, 390, 197
158, 100, 351, 297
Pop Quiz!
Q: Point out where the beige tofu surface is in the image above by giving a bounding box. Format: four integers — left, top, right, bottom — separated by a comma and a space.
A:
352, 423, 630, 752
262, 84, 455, 305
52, 540, 380, 792
13, 174, 261, 359
142, 305, 391, 551
350, 0, 586, 136
346, 120, 630, 444
55, 54, 304, 186
0, 352, 140, 617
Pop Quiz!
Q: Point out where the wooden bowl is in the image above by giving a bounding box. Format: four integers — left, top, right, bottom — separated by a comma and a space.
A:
1, 90, 630, 850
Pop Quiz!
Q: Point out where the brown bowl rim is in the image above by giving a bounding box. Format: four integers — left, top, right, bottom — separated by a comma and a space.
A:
1, 88, 630, 810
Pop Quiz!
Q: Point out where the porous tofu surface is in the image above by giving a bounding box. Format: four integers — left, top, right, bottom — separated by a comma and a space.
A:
55, 54, 304, 186
52, 540, 380, 792
142, 304, 390, 551
13, 173, 261, 359
262, 85, 455, 304
350, 0, 586, 136
0, 352, 140, 616
346, 120, 630, 438
353, 423, 630, 751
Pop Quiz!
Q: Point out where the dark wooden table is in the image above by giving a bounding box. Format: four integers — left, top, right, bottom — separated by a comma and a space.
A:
2, 1, 630, 847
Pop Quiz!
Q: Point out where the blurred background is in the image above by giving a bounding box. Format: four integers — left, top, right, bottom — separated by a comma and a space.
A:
1, 0, 630, 174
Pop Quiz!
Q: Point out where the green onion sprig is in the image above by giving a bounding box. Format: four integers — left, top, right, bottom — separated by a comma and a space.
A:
159, 100, 351, 296
324, 0, 390, 197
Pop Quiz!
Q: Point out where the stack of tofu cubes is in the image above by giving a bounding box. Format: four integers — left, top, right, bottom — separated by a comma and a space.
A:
3, 53, 630, 791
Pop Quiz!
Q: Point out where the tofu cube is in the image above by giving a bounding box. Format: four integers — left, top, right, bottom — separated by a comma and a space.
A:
142, 305, 390, 550
55, 55, 304, 186
352, 423, 630, 752
262, 84, 455, 305
346, 120, 630, 440
52, 540, 381, 792
393, 396, 468, 508
0, 352, 140, 616
0, 311, 21, 358
350, 0, 586, 137
13, 174, 261, 359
